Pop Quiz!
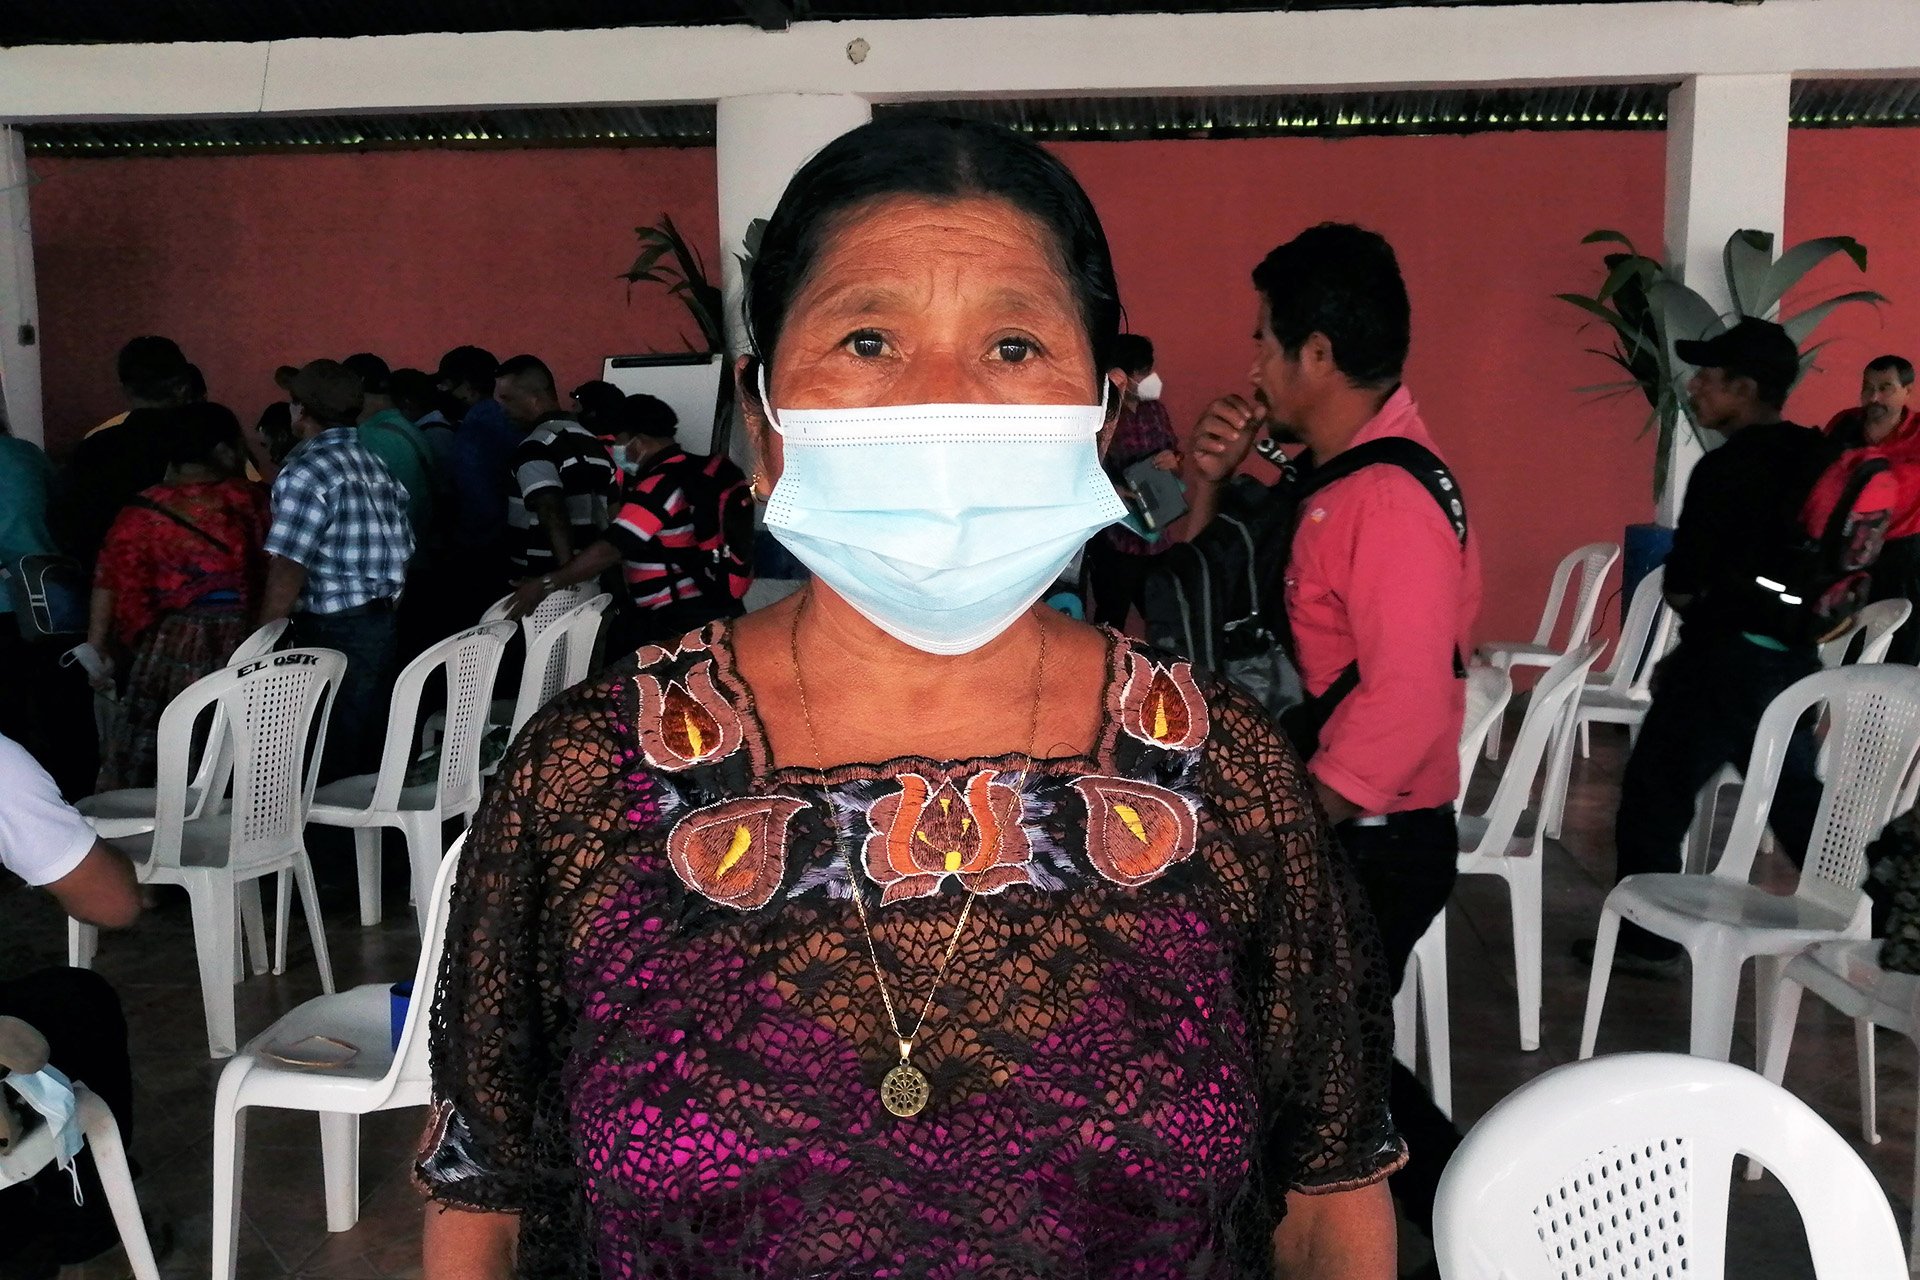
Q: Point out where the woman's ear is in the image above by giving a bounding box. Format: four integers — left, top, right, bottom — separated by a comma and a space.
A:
737, 354, 779, 496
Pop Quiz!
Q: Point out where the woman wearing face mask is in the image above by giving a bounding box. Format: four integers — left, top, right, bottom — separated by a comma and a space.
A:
1085, 332, 1181, 628
419, 116, 1400, 1280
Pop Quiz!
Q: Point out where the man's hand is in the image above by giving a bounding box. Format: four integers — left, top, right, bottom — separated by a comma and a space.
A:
1313, 777, 1362, 827
1186, 395, 1265, 487
1149, 449, 1181, 473
506, 578, 548, 621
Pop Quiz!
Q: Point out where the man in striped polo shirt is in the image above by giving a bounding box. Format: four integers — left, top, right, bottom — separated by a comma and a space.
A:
496, 355, 618, 587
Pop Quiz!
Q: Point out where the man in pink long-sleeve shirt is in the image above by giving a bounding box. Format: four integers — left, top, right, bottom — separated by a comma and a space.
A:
1186, 223, 1481, 1253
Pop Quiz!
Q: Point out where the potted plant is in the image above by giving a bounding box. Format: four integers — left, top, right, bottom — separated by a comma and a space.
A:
1559, 227, 1884, 600
620, 213, 732, 453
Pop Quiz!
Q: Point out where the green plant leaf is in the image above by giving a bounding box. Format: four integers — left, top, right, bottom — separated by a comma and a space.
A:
1582, 230, 1638, 251
1723, 229, 1774, 317
1650, 279, 1725, 348
1780, 289, 1886, 346
1757, 236, 1869, 316
1557, 293, 1636, 335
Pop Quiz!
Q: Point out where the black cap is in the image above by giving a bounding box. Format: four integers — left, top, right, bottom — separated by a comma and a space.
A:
341, 352, 391, 396
1675, 318, 1802, 400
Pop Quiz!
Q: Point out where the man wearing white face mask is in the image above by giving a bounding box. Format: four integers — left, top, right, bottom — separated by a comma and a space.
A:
1084, 334, 1181, 629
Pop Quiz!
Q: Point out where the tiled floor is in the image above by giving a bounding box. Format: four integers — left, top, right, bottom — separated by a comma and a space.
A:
2, 723, 1911, 1278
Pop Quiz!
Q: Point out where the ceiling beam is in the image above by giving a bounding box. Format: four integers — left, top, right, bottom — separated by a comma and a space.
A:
1, 0, 1917, 123
735, 0, 795, 33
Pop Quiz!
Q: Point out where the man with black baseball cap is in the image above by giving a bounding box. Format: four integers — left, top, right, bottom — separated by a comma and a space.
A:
1575, 317, 1838, 976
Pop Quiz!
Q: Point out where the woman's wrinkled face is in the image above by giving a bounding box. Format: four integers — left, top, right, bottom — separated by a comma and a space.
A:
746, 195, 1117, 474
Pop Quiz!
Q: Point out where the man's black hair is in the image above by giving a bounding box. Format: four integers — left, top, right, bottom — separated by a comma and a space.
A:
1867, 354, 1916, 388
495, 354, 557, 398
343, 353, 392, 396
117, 336, 191, 402
1252, 223, 1410, 388
1112, 334, 1154, 377
437, 345, 499, 394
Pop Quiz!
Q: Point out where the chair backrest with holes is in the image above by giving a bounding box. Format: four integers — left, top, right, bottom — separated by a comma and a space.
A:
508, 595, 603, 737
150, 648, 345, 869
367, 623, 513, 815
1527, 542, 1620, 649
180, 619, 295, 821
389, 832, 466, 1104
1595, 566, 1670, 695
1461, 643, 1601, 858
560, 593, 612, 687
1822, 597, 1914, 668
1433, 1053, 1904, 1280
1711, 667, 1920, 924
1458, 665, 1513, 808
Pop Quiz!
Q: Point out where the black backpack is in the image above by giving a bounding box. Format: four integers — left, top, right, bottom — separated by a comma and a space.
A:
1141, 438, 1468, 750
1733, 451, 1895, 649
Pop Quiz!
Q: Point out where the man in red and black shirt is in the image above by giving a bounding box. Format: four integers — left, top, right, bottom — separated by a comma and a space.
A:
1825, 355, 1920, 663
510, 394, 748, 651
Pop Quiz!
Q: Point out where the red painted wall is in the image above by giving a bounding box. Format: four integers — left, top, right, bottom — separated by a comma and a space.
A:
1056, 132, 1665, 642
28, 145, 719, 450
39, 128, 1917, 643
1785, 128, 1920, 423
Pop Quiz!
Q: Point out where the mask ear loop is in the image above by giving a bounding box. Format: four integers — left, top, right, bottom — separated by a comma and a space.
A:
755, 360, 784, 434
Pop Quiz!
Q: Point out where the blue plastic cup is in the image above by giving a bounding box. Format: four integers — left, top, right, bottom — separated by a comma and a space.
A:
389, 981, 413, 1052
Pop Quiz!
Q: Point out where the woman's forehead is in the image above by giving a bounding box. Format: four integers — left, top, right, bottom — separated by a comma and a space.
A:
798, 195, 1073, 300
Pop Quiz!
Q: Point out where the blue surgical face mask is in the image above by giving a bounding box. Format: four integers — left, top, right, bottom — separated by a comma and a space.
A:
761, 371, 1127, 655
6, 1064, 83, 1197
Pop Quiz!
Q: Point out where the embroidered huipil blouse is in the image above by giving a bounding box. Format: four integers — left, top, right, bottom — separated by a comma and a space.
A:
419, 623, 1402, 1279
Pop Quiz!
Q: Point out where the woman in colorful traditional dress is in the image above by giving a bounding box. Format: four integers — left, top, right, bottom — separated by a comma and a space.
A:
88, 403, 268, 792
419, 116, 1401, 1280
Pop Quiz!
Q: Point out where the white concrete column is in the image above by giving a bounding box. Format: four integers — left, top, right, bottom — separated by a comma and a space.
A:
1658, 73, 1791, 523
714, 92, 870, 459
0, 126, 43, 446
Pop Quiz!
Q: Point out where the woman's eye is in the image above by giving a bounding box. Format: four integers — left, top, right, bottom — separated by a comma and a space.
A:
846, 331, 886, 359
996, 337, 1036, 363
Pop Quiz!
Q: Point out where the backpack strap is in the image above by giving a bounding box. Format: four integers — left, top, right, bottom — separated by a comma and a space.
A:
1267, 436, 1471, 759
128, 495, 230, 554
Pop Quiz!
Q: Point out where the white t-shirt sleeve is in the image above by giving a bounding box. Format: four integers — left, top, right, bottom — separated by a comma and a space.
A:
0, 734, 98, 887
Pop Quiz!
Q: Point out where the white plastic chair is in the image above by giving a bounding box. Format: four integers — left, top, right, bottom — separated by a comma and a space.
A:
1480, 540, 1619, 761
307, 621, 512, 932
0, 1084, 161, 1280
1821, 597, 1913, 669
210, 834, 466, 1280
1685, 599, 1916, 874
480, 583, 592, 635
78, 616, 291, 843
1572, 565, 1676, 759
1580, 664, 1920, 1065
1759, 938, 1920, 1269
1457, 642, 1602, 1052
504, 592, 612, 740
70, 649, 346, 1058
1396, 663, 1513, 1120
1432, 1053, 1905, 1280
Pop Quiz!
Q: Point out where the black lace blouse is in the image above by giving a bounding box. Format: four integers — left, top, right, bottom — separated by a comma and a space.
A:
419, 623, 1403, 1278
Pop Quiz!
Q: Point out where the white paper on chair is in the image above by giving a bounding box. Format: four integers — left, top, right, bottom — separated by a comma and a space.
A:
260, 1035, 359, 1070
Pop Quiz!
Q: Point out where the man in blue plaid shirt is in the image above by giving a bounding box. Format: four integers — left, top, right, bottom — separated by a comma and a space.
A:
259, 360, 415, 779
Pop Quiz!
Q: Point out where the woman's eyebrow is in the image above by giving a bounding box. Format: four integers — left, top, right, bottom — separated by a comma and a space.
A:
807, 283, 913, 321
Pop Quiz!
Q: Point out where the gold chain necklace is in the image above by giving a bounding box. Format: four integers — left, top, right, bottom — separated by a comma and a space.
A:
788, 598, 1048, 1118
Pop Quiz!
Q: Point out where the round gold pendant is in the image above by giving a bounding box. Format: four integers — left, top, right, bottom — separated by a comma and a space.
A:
880, 1062, 930, 1117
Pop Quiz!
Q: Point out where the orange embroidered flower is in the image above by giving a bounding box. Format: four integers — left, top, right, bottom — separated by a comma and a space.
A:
863, 771, 1033, 904
1118, 652, 1209, 751
666, 795, 809, 910
633, 662, 744, 771
1073, 775, 1198, 887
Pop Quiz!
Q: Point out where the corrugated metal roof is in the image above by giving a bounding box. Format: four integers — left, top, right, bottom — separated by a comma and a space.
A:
0, 0, 1699, 47
18, 79, 1920, 157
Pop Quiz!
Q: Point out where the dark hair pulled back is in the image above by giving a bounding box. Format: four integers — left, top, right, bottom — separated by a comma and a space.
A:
745, 116, 1123, 389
